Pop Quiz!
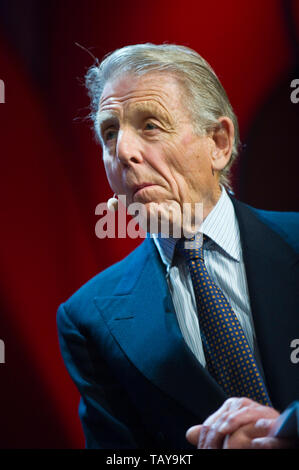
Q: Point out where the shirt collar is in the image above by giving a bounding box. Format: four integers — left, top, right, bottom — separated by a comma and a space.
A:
152, 186, 241, 268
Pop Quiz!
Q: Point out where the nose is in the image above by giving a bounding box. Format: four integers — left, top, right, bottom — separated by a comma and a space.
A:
116, 128, 144, 166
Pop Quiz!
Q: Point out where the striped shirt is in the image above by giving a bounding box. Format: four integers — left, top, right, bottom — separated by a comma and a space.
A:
152, 186, 260, 369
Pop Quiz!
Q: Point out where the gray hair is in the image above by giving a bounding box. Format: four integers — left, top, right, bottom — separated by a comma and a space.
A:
85, 43, 241, 189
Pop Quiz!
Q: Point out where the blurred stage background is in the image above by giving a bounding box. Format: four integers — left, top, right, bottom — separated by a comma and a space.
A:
0, 0, 298, 448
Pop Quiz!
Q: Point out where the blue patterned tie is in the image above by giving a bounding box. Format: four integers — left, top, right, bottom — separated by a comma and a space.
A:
177, 235, 271, 406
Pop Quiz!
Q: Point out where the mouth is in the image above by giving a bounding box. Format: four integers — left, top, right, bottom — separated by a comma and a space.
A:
132, 183, 156, 197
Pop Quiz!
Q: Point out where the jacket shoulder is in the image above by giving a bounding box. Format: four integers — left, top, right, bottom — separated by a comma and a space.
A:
248, 206, 299, 253
61, 239, 149, 315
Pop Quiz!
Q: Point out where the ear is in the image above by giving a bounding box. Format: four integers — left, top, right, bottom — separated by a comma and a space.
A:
210, 117, 235, 172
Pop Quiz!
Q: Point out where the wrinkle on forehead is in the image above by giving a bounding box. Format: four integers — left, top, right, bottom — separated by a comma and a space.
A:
97, 99, 174, 129
99, 88, 173, 113
99, 85, 173, 105
97, 73, 190, 133
99, 72, 183, 109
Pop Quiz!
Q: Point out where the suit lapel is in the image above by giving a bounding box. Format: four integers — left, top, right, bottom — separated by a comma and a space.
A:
232, 199, 299, 410
94, 236, 226, 419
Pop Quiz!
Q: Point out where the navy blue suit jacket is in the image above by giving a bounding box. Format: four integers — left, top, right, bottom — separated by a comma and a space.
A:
57, 199, 299, 448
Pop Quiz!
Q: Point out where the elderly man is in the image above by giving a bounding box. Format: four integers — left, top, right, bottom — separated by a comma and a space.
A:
57, 43, 299, 449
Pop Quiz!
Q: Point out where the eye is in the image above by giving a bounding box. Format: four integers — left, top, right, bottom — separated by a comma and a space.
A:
104, 128, 118, 142
144, 121, 158, 131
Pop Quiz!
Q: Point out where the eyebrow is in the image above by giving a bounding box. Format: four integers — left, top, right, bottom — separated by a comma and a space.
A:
96, 111, 119, 134
96, 101, 173, 135
130, 101, 173, 126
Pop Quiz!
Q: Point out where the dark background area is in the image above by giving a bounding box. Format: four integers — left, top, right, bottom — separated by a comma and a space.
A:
0, 0, 298, 449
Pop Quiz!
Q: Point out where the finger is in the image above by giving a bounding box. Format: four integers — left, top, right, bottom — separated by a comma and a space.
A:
218, 405, 279, 435
201, 425, 226, 449
203, 397, 252, 427
200, 397, 257, 447
210, 405, 256, 436
254, 418, 276, 435
185, 400, 238, 446
251, 437, 295, 449
185, 425, 202, 446
198, 397, 263, 448
186, 398, 248, 448
222, 434, 230, 449
223, 422, 267, 449
198, 408, 246, 447
197, 425, 211, 449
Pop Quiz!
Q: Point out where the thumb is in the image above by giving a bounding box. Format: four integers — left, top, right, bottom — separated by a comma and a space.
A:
185, 425, 202, 446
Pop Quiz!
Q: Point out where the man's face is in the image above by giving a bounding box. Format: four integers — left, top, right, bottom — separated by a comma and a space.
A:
97, 71, 221, 225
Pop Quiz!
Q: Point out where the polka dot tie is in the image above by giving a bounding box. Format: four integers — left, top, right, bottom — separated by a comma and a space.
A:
177, 234, 272, 406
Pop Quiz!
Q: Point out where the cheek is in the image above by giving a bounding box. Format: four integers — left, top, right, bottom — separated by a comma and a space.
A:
103, 157, 123, 192
145, 140, 192, 191
161, 138, 199, 174
181, 133, 195, 147
146, 145, 180, 187
179, 138, 210, 174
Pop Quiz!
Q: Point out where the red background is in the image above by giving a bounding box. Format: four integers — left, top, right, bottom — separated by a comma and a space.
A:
0, 0, 298, 448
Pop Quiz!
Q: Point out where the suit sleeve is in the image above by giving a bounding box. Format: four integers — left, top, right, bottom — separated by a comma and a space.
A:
296, 402, 299, 440
273, 401, 299, 446
56, 303, 152, 449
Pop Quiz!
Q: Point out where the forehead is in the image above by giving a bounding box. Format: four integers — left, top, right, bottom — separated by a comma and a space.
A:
98, 71, 186, 116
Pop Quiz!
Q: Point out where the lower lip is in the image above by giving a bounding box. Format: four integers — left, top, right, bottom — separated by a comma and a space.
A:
134, 185, 156, 197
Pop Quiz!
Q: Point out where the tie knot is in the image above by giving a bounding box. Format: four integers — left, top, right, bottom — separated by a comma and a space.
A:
176, 234, 206, 262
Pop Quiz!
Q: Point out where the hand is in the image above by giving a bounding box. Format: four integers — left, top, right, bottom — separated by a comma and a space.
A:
223, 421, 295, 449
186, 397, 289, 449
223, 422, 266, 448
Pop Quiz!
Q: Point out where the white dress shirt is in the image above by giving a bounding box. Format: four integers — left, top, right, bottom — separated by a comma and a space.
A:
152, 186, 262, 370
